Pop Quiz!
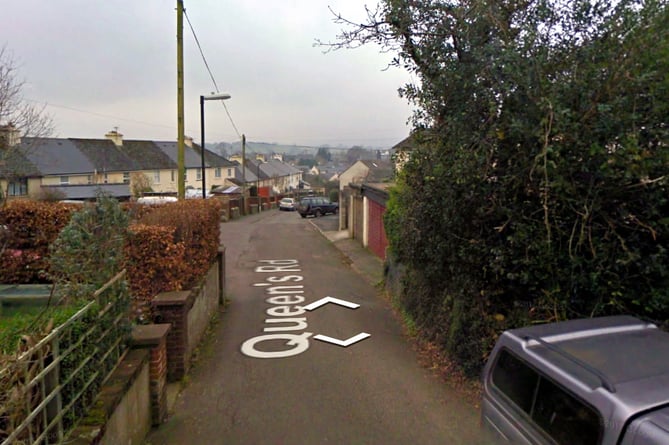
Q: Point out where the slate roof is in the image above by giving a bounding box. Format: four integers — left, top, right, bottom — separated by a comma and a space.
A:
116, 140, 176, 170
40, 184, 131, 200
358, 160, 394, 182
71, 138, 142, 172
154, 141, 235, 169
22, 138, 96, 175
0, 147, 41, 178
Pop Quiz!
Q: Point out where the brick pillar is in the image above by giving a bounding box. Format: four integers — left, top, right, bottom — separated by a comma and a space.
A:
131, 323, 171, 425
152, 291, 192, 382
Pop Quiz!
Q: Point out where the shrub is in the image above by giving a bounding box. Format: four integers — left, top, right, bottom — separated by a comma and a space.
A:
48, 194, 128, 303
0, 201, 78, 283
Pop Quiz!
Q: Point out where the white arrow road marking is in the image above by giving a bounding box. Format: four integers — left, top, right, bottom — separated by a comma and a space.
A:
313, 332, 371, 347
303, 296, 360, 311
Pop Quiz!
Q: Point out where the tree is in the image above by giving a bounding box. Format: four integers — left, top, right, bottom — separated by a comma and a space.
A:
345, 146, 369, 164
130, 172, 153, 198
316, 146, 332, 163
0, 46, 54, 205
328, 0, 669, 375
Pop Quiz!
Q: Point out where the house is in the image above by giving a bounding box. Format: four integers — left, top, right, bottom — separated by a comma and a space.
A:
247, 158, 302, 195
338, 159, 394, 260
0, 127, 237, 200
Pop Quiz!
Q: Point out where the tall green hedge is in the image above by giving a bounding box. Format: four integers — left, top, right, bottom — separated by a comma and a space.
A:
379, 0, 669, 375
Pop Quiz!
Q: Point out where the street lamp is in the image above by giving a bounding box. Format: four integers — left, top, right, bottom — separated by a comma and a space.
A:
200, 92, 231, 199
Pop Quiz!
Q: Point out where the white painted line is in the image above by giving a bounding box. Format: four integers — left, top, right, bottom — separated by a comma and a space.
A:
313, 332, 371, 347
303, 296, 360, 311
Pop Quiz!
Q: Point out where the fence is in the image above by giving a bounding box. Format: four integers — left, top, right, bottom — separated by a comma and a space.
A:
0, 270, 130, 445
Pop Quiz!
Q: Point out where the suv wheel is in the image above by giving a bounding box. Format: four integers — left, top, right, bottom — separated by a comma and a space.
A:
315, 209, 322, 217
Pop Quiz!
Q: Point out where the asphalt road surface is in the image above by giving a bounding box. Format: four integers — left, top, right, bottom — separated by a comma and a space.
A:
145, 210, 487, 445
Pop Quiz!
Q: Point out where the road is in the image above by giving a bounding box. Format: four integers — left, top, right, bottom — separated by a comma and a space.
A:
145, 210, 487, 445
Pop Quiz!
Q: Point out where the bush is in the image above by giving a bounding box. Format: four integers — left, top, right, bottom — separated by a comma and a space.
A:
382, 2, 669, 376
48, 194, 129, 302
125, 199, 222, 320
0, 201, 78, 283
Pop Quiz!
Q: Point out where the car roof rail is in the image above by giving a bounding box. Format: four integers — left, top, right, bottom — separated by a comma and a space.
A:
523, 335, 616, 393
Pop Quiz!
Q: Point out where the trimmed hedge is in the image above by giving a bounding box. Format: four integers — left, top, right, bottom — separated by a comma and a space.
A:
0, 201, 79, 283
1, 199, 222, 321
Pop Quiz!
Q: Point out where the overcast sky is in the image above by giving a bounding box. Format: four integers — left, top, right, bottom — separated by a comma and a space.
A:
4, 1, 414, 148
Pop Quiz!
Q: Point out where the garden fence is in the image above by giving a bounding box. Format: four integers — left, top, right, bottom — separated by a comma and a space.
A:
0, 270, 130, 445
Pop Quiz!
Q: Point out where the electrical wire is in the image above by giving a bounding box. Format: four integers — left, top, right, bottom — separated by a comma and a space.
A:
183, 7, 242, 140
27, 99, 176, 131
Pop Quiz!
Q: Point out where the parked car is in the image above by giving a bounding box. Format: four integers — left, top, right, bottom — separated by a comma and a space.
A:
279, 197, 296, 211
296, 196, 338, 218
481, 315, 669, 445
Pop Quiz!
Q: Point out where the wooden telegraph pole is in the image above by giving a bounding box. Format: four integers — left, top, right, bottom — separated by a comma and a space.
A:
176, 0, 185, 199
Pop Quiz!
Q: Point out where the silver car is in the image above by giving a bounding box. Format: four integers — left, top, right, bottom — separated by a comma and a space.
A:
481, 316, 669, 445
278, 197, 296, 211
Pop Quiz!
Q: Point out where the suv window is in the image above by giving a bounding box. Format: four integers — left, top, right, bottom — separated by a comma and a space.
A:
492, 350, 602, 445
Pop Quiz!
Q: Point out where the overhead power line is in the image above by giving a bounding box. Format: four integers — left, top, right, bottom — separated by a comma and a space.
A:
183, 7, 242, 140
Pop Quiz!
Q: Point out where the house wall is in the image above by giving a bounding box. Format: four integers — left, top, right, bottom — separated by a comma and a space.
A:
42, 174, 94, 186
338, 161, 370, 231
338, 161, 369, 192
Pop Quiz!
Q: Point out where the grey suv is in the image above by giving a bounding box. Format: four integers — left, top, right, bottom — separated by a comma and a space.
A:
481, 315, 669, 445
296, 196, 338, 218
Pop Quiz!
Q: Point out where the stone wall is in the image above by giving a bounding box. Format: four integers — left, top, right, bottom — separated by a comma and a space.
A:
68, 350, 151, 445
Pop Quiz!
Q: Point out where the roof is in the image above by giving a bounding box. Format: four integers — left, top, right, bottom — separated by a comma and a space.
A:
41, 184, 131, 200
0, 146, 41, 177
154, 141, 235, 169
358, 160, 393, 181
22, 138, 96, 175
116, 140, 176, 169
71, 138, 142, 172
506, 316, 669, 414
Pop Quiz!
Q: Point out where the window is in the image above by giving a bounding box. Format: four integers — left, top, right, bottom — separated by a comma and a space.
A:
171, 170, 176, 182
8, 178, 28, 196
60, 176, 69, 185
123, 172, 130, 184
227, 168, 233, 177
196, 168, 202, 181
153, 170, 161, 184
104, 173, 109, 184
215, 167, 221, 178
87, 175, 93, 184
491, 350, 602, 445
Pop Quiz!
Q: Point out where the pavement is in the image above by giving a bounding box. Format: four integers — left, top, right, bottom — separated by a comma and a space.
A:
308, 215, 385, 287
164, 213, 385, 415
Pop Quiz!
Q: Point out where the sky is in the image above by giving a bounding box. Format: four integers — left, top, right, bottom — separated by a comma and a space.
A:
3, 1, 415, 149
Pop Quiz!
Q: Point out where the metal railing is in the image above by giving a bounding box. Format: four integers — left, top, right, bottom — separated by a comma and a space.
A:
0, 270, 130, 445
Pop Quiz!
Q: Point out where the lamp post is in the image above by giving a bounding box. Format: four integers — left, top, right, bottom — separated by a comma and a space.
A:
200, 92, 231, 199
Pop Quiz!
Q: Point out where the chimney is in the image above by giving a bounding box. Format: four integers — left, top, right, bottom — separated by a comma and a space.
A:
0, 123, 21, 148
184, 135, 193, 148
105, 128, 123, 146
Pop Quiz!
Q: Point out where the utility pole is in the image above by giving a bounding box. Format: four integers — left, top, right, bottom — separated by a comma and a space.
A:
241, 134, 246, 213
176, 0, 185, 199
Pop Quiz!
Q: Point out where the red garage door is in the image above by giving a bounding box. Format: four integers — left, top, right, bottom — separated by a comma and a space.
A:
367, 199, 388, 260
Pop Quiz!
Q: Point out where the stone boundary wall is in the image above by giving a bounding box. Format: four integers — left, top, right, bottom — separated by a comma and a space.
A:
68, 350, 151, 445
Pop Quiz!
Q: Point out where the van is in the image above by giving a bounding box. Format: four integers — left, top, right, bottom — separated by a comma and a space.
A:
481, 316, 669, 444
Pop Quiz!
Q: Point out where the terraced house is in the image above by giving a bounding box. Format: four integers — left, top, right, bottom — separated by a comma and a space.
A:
0, 126, 237, 200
